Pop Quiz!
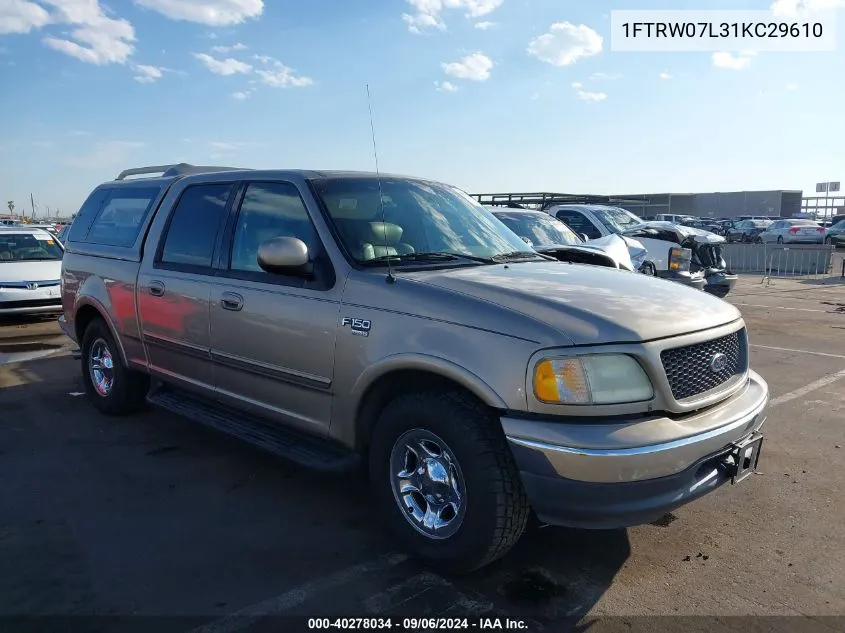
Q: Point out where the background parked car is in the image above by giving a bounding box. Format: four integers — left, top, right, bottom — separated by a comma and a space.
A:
758, 219, 826, 244
726, 219, 773, 243
549, 204, 737, 297
0, 226, 65, 315
825, 219, 845, 246
488, 208, 647, 271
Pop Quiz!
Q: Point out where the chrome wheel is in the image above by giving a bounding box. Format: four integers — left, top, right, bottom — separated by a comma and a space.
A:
389, 429, 466, 540
88, 338, 115, 397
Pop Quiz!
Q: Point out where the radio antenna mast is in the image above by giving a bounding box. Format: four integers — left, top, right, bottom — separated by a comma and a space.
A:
366, 83, 394, 284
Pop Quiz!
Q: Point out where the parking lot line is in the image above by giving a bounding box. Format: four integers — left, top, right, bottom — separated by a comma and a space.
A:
770, 368, 845, 408
187, 553, 408, 633
733, 303, 826, 313
751, 344, 845, 360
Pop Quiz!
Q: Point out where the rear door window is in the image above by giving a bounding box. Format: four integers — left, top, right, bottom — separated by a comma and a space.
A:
159, 183, 234, 270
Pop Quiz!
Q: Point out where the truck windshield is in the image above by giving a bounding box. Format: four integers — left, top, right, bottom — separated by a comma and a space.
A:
492, 212, 581, 247
310, 177, 537, 264
593, 207, 645, 233
0, 233, 64, 261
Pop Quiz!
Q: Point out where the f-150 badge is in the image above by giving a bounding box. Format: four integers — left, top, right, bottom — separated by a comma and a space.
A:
341, 317, 371, 337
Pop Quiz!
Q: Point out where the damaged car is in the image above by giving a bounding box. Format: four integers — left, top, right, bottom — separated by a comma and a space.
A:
549, 205, 737, 298
488, 208, 648, 272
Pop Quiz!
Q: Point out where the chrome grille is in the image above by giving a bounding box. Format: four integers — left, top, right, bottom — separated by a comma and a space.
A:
660, 329, 747, 401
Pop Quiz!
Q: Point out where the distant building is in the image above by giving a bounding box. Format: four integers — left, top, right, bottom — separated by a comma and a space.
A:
610, 190, 803, 219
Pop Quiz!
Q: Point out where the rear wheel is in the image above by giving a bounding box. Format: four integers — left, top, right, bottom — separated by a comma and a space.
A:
777, 236, 784, 244
81, 318, 149, 416
755, 236, 763, 244
826, 236, 833, 245
369, 391, 530, 573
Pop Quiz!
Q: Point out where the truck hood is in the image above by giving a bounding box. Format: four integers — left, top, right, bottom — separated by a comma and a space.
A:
409, 262, 741, 345
625, 221, 725, 245
0, 260, 62, 282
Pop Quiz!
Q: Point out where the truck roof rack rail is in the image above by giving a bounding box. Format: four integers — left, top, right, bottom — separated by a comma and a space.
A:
115, 163, 245, 181
472, 192, 649, 211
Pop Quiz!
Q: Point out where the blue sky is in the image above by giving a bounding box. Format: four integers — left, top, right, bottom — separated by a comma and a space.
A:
0, 0, 843, 218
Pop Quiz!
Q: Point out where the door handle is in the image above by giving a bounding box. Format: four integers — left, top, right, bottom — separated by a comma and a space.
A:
148, 280, 165, 297
220, 292, 244, 311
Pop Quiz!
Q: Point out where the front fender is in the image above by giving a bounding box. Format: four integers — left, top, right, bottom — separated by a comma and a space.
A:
350, 353, 509, 411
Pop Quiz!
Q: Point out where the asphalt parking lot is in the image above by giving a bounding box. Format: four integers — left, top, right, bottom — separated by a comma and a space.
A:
1, 276, 844, 632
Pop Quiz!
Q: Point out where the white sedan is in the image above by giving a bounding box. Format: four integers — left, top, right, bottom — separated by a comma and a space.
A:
757, 219, 826, 245
0, 226, 65, 316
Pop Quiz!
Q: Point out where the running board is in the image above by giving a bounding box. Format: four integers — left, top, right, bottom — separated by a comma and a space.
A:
147, 387, 361, 473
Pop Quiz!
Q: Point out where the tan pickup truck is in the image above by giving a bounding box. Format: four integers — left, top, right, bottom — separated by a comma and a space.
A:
59, 163, 769, 572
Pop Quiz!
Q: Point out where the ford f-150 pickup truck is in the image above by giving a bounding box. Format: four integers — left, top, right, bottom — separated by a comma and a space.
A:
59, 163, 769, 573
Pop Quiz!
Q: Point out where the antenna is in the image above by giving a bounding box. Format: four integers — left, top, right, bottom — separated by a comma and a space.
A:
366, 83, 395, 284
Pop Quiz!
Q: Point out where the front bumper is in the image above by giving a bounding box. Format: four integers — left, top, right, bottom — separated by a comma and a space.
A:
654, 269, 707, 291
0, 286, 62, 316
503, 370, 769, 529
703, 271, 738, 298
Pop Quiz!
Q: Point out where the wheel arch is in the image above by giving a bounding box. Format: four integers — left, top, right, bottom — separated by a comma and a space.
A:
351, 356, 508, 452
74, 300, 129, 366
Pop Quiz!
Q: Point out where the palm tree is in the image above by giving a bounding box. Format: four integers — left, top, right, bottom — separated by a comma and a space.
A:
6, 200, 14, 215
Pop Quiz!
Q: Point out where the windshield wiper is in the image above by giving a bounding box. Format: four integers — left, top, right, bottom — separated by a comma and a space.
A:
360, 252, 495, 266
491, 251, 554, 262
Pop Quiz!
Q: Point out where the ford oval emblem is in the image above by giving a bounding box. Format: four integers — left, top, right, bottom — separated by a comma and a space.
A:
709, 353, 728, 373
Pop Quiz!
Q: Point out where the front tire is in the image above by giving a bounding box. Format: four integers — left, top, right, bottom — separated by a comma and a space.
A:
80, 318, 149, 416
369, 391, 530, 573
777, 236, 784, 244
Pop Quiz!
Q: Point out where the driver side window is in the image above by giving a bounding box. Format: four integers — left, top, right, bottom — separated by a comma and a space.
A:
555, 211, 602, 239
230, 182, 316, 274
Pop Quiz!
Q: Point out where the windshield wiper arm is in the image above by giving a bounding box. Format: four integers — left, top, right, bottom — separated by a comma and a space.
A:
360, 252, 495, 266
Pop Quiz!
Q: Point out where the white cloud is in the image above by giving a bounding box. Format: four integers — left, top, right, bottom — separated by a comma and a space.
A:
402, 0, 504, 34
212, 42, 247, 53
442, 52, 493, 81
193, 52, 251, 75
135, 0, 264, 26
575, 90, 607, 102
712, 51, 756, 70
209, 141, 239, 151
786, 82, 799, 90
527, 22, 603, 67
571, 81, 582, 89
252, 54, 313, 87
590, 71, 621, 81
659, 72, 672, 80
474, 20, 495, 29
0, 0, 51, 34
231, 90, 250, 99
64, 140, 145, 169
770, 0, 845, 17
132, 64, 164, 83
41, 0, 136, 65
434, 80, 458, 92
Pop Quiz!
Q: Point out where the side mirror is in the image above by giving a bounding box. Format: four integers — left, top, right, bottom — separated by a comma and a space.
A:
581, 233, 590, 242
257, 237, 314, 277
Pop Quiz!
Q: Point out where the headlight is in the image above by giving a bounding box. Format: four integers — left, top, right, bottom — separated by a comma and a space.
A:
668, 246, 692, 272
533, 354, 654, 405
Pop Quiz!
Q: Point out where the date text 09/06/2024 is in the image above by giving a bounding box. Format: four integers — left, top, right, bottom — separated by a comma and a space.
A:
620, 21, 823, 39
307, 617, 530, 630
